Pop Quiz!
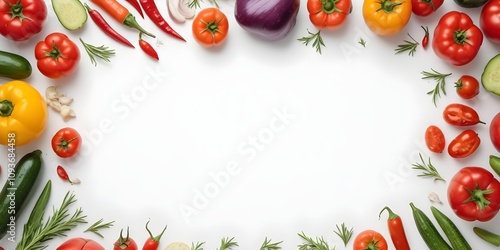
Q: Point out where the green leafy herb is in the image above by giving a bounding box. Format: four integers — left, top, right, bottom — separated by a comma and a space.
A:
260, 237, 283, 250
80, 38, 115, 66
421, 68, 452, 106
192, 241, 205, 250
297, 232, 335, 250
84, 218, 114, 238
218, 237, 238, 250
298, 30, 325, 54
16, 191, 87, 250
333, 223, 353, 246
412, 153, 445, 182
358, 38, 366, 47
395, 33, 419, 56
188, 0, 219, 9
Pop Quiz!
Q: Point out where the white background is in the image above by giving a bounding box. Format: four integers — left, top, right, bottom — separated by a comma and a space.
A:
2, 0, 500, 249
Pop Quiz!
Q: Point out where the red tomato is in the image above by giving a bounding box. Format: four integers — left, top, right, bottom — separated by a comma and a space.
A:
425, 125, 445, 153
448, 129, 480, 158
455, 75, 480, 99
34, 32, 80, 79
0, 0, 47, 41
432, 11, 483, 66
353, 230, 388, 250
51, 127, 82, 158
307, 0, 352, 30
442, 103, 484, 126
448, 166, 500, 221
490, 112, 500, 153
114, 228, 138, 250
480, 0, 500, 44
57, 238, 105, 250
192, 7, 229, 47
411, 0, 444, 16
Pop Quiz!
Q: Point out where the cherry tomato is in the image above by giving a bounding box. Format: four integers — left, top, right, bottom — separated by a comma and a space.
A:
442, 103, 484, 126
192, 7, 229, 47
448, 166, 500, 221
448, 129, 480, 158
425, 125, 445, 153
57, 237, 105, 250
411, 0, 444, 16
455, 75, 480, 99
51, 127, 82, 158
114, 227, 138, 250
480, 0, 500, 44
353, 229, 388, 250
490, 112, 500, 153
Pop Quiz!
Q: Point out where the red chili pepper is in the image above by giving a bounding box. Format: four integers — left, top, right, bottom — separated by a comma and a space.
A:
126, 0, 144, 19
138, 0, 185, 42
421, 26, 429, 49
142, 220, 167, 250
379, 206, 410, 250
139, 33, 159, 60
84, 3, 135, 48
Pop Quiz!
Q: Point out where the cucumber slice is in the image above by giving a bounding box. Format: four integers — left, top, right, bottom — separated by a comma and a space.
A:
482, 54, 500, 96
52, 0, 87, 30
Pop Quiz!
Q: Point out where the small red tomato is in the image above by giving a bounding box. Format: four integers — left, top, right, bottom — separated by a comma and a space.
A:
448, 129, 480, 158
455, 75, 480, 99
353, 230, 388, 250
421, 26, 429, 48
51, 127, 82, 158
442, 103, 484, 126
425, 125, 445, 153
57, 237, 105, 250
114, 227, 138, 250
491, 112, 500, 153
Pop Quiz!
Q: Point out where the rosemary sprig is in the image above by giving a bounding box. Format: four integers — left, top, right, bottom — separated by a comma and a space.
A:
298, 30, 325, 54
412, 153, 445, 182
218, 237, 238, 250
188, 0, 219, 9
297, 232, 335, 250
84, 218, 115, 238
359, 38, 366, 47
260, 237, 283, 250
79, 38, 116, 66
333, 223, 353, 246
421, 68, 452, 106
395, 33, 419, 56
16, 191, 87, 250
192, 241, 205, 250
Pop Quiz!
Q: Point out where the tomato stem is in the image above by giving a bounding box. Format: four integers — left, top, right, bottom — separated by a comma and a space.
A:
454, 30, 468, 45
322, 0, 342, 14
145, 220, 167, 242
377, 0, 402, 13
45, 43, 64, 60
5, 0, 32, 21
201, 18, 225, 38
0, 100, 13, 117
463, 184, 494, 210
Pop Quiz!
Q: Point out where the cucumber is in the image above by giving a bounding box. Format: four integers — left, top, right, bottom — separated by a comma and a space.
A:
0, 150, 43, 240
409, 202, 452, 250
52, 0, 87, 30
482, 54, 500, 96
0, 50, 32, 80
430, 206, 472, 250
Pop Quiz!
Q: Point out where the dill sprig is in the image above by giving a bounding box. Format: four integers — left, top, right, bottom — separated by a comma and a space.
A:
218, 237, 238, 250
260, 237, 283, 250
16, 191, 87, 250
333, 223, 353, 246
297, 232, 335, 250
412, 153, 446, 182
84, 218, 114, 238
298, 30, 325, 54
421, 68, 452, 107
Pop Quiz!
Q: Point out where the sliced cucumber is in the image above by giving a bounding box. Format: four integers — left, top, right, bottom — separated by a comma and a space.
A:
52, 0, 87, 30
482, 54, 500, 96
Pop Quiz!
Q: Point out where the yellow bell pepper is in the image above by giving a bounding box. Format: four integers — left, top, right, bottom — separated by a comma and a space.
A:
0, 80, 47, 146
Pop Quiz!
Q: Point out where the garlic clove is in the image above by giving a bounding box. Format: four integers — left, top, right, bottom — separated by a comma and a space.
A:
49, 101, 62, 112
58, 96, 74, 105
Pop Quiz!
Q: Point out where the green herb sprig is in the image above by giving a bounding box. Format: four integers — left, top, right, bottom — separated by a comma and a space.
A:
260, 237, 283, 250
412, 153, 445, 182
298, 30, 325, 54
188, 0, 219, 9
192, 241, 205, 250
218, 237, 238, 250
84, 218, 114, 238
333, 223, 353, 246
395, 33, 419, 56
297, 232, 335, 250
421, 68, 452, 106
80, 38, 115, 66
16, 191, 87, 250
